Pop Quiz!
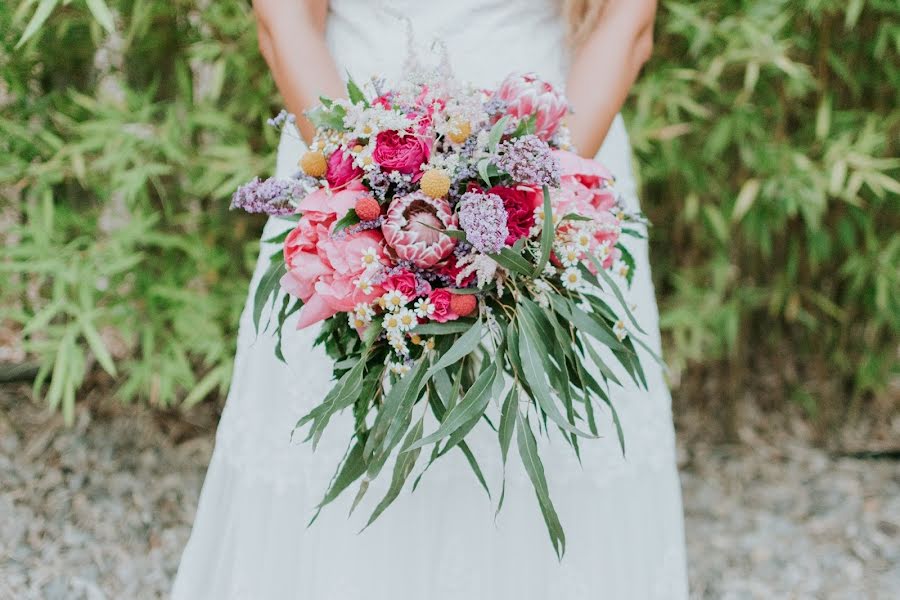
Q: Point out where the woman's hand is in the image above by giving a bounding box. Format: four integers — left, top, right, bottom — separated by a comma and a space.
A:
253, 0, 345, 141
566, 0, 657, 157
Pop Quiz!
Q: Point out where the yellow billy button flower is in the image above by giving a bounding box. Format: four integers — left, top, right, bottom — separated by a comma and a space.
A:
420, 169, 451, 198
299, 151, 327, 177
447, 120, 472, 144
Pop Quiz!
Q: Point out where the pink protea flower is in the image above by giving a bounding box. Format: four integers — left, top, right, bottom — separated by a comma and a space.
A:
381, 191, 457, 268
496, 73, 569, 141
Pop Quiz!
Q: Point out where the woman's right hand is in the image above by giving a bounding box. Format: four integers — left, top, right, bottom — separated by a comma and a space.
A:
252, 0, 345, 142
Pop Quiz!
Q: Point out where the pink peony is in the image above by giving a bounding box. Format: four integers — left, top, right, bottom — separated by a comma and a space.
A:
326, 148, 362, 191
488, 185, 541, 245
381, 192, 457, 268
496, 73, 569, 141
551, 150, 622, 271
281, 187, 387, 329
427, 288, 458, 323
383, 270, 428, 299
373, 129, 430, 177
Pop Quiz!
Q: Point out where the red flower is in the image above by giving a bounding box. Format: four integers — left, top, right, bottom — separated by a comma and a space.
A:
383, 270, 424, 299
436, 254, 475, 288
373, 130, 430, 178
489, 185, 541, 245
427, 288, 459, 323
326, 148, 362, 191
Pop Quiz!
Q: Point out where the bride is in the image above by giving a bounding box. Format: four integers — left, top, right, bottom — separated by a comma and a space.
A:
172, 0, 688, 598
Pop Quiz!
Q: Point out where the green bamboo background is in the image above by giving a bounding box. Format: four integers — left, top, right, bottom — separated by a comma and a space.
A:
2, 1, 897, 428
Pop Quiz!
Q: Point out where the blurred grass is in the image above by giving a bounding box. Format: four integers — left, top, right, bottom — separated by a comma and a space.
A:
1, 0, 897, 428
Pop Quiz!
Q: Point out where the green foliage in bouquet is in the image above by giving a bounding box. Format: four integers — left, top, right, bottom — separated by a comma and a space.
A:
2, 0, 897, 427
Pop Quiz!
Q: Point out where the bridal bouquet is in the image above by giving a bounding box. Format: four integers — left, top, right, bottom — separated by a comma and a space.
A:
232, 70, 653, 556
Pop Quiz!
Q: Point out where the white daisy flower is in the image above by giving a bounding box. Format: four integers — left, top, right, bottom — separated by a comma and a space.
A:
561, 267, 583, 290
353, 302, 375, 323
359, 247, 380, 269
382, 312, 402, 332
614, 319, 628, 341
388, 362, 411, 376
355, 277, 374, 295
596, 242, 612, 261
380, 290, 407, 312
617, 263, 630, 279
348, 314, 368, 330
573, 229, 593, 251
388, 336, 409, 356
397, 308, 417, 331
560, 244, 581, 268
414, 297, 435, 319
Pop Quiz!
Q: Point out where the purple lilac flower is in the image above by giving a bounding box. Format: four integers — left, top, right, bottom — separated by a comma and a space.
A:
483, 97, 508, 117
331, 216, 384, 240
267, 110, 296, 129
494, 134, 560, 187
457, 192, 509, 254
230, 177, 303, 216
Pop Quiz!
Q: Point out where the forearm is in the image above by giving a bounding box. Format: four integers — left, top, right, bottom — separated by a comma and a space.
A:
254, 0, 344, 141
565, 1, 656, 157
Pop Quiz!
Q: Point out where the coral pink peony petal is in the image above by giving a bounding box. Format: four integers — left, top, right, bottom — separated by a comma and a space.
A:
295, 294, 335, 329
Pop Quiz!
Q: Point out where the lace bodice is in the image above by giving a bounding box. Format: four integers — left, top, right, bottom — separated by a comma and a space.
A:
326, 0, 569, 88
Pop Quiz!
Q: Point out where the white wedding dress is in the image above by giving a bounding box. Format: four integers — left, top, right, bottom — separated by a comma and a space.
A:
172, 1, 689, 598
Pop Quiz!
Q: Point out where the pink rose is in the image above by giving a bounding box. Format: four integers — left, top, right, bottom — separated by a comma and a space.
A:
496, 73, 569, 141
383, 270, 429, 299
488, 185, 541, 245
428, 288, 458, 323
326, 148, 362, 191
373, 129, 430, 177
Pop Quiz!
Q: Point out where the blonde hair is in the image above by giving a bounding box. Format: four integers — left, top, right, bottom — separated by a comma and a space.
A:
561, 0, 608, 47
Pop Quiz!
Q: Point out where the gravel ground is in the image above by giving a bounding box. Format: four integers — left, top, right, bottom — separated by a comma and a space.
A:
0, 384, 898, 599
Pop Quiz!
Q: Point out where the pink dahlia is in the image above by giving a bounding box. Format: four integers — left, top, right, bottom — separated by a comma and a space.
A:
381, 192, 457, 268
496, 73, 569, 141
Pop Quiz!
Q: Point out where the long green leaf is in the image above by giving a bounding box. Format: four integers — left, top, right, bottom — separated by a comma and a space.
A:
517, 309, 596, 438
85, 0, 115, 32
253, 253, 284, 334
405, 362, 497, 451
516, 411, 566, 558
533, 186, 554, 276
363, 416, 425, 529
16, 0, 60, 48
490, 247, 534, 276
425, 320, 482, 378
